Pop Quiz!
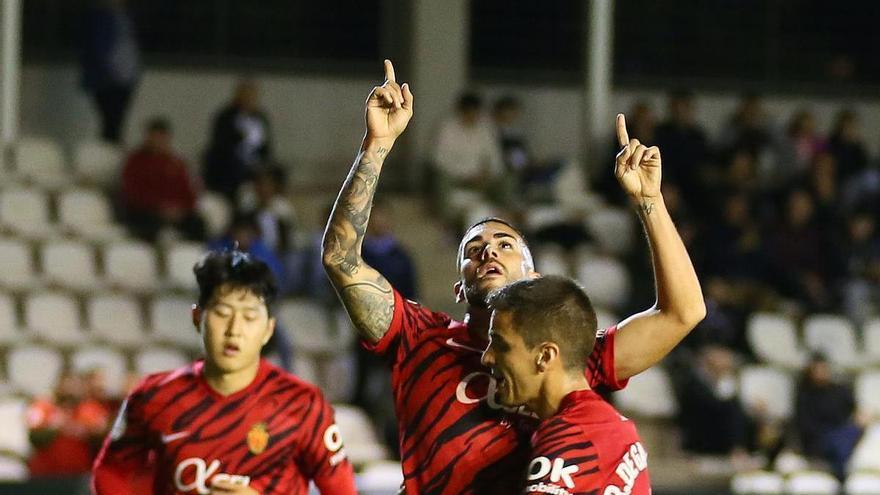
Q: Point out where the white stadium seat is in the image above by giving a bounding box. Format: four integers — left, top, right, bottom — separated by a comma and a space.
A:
358, 461, 404, 494
534, 245, 570, 277
13, 137, 67, 189
747, 312, 807, 370
855, 370, 880, 418
87, 294, 146, 347
846, 472, 880, 495
104, 240, 160, 293
575, 254, 630, 310
523, 206, 569, 232
614, 366, 677, 418
0, 239, 38, 290
72, 139, 122, 188
150, 296, 201, 349
863, 318, 880, 367
41, 239, 102, 292
24, 291, 88, 345
0, 398, 30, 458
198, 192, 232, 238
333, 405, 389, 465
134, 347, 189, 376
0, 455, 28, 482
803, 314, 863, 370
739, 365, 794, 420
0, 293, 21, 344
164, 242, 204, 291
586, 207, 636, 254
70, 345, 128, 397
786, 470, 840, 495
0, 188, 54, 240
57, 188, 124, 242
279, 299, 334, 354
730, 471, 785, 495
850, 424, 880, 473
7, 344, 63, 396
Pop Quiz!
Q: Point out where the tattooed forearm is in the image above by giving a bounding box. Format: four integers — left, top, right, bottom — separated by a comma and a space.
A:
639, 200, 655, 217
339, 280, 394, 342
323, 149, 384, 277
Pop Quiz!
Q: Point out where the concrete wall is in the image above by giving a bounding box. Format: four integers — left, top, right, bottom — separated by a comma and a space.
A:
20, 64, 880, 187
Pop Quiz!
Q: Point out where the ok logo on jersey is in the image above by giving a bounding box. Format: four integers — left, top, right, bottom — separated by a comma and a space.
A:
527, 456, 579, 489
174, 457, 250, 494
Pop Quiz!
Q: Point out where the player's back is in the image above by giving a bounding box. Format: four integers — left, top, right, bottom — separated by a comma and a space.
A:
525, 389, 651, 495
93, 359, 355, 495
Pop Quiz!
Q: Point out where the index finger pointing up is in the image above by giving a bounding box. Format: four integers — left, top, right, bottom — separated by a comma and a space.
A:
616, 113, 629, 147
384, 59, 396, 83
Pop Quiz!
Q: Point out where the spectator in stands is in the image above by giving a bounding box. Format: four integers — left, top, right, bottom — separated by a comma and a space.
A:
203, 80, 273, 201
432, 92, 506, 224
27, 371, 111, 476
717, 93, 771, 160
81, 0, 141, 144
840, 210, 880, 324
239, 165, 297, 255
829, 109, 869, 182
795, 353, 864, 479
655, 90, 709, 200
672, 346, 751, 456
121, 117, 206, 243
773, 109, 825, 188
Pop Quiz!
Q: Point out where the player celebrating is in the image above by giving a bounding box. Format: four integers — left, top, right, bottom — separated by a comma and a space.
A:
322, 60, 704, 493
92, 250, 356, 495
483, 276, 651, 495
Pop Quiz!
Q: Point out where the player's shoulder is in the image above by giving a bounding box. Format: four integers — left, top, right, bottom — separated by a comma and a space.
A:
397, 293, 457, 330
260, 361, 328, 401
131, 362, 199, 396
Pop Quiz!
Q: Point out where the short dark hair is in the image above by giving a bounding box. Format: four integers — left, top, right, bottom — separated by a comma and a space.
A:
457, 217, 534, 270
488, 275, 597, 371
457, 92, 483, 112
194, 249, 278, 314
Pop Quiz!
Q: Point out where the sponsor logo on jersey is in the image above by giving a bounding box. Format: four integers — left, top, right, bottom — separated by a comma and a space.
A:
456, 371, 535, 417
527, 456, 579, 489
604, 441, 648, 495
323, 423, 348, 466
524, 481, 572, 495
174, 457, 250, 495
247, 422, 270, 455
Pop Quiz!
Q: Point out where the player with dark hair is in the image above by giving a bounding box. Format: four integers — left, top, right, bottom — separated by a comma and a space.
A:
322, 60, 704, 493
484, 276, 650, 494
92, 250, 356, 495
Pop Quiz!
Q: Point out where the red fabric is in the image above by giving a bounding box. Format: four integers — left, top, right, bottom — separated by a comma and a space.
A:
361, 290, 625, 495
27, 400, 95, 476
91, 360, 356, 495
121, 148, 198, 213
525, 389, 651, 494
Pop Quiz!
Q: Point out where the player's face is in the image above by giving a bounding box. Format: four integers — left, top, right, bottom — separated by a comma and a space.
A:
482, 311, 540, 407
200, 284, 275, 375
457, 222, 536, 307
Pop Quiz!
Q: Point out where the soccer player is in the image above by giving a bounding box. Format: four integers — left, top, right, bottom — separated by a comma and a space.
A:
92, 250, 356, 495
322, 60, 704, 493
483, 276, 651, 495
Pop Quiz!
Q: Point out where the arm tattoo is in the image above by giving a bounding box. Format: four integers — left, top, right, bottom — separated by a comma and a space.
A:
639, 201, 655, 217
340, 280, 394, 342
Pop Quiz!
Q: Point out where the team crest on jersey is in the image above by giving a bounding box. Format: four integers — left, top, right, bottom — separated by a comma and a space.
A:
246, 422, 269, 455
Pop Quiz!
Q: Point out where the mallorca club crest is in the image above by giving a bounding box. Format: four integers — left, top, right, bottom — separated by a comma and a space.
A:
247, 422, 270, 455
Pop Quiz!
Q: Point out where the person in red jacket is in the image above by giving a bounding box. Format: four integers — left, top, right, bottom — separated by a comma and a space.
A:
121, 117, 206, 242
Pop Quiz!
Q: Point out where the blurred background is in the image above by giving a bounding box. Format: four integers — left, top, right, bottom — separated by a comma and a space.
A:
0, 0, 879, 494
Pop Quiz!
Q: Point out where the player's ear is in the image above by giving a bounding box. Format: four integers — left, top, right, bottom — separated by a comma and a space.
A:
261, 318, 276, 347
537, 343, 559, 371
453, 280, 465, 304
191, 304, 203, 331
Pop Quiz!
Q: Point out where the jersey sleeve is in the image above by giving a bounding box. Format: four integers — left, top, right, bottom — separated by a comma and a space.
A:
586, 325, 629, 391
361, 289, 452, 360
523, 418, 603, 494
293, 390, 357, 495
91, 381, 155, 495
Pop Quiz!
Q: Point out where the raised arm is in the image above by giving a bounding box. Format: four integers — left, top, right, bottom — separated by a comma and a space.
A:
322, 60, 414, 344
611, 114, 707, 380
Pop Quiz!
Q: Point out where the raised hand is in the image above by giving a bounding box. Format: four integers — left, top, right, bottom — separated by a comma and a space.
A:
614, 114, 661, 199
365, 59, 414, 143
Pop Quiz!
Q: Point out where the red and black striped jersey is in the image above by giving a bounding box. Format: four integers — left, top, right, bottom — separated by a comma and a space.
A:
524, 390, 650, 495
365, 290, 628, 495
92, 359, 356, 495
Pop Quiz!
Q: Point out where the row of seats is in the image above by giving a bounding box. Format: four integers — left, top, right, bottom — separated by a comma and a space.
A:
748, 312, 880, 370
0, 237, 204, 294
732, 470, 880, 495
0, 187, 124, 242
535, 246, 632, 310
5, 137, 121, 190
615, 365, 880, 422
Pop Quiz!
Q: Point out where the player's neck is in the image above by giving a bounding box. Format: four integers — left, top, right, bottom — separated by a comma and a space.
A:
464, 306, 491, 341
531, 372, 590, 420
203, 359, 261, 397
